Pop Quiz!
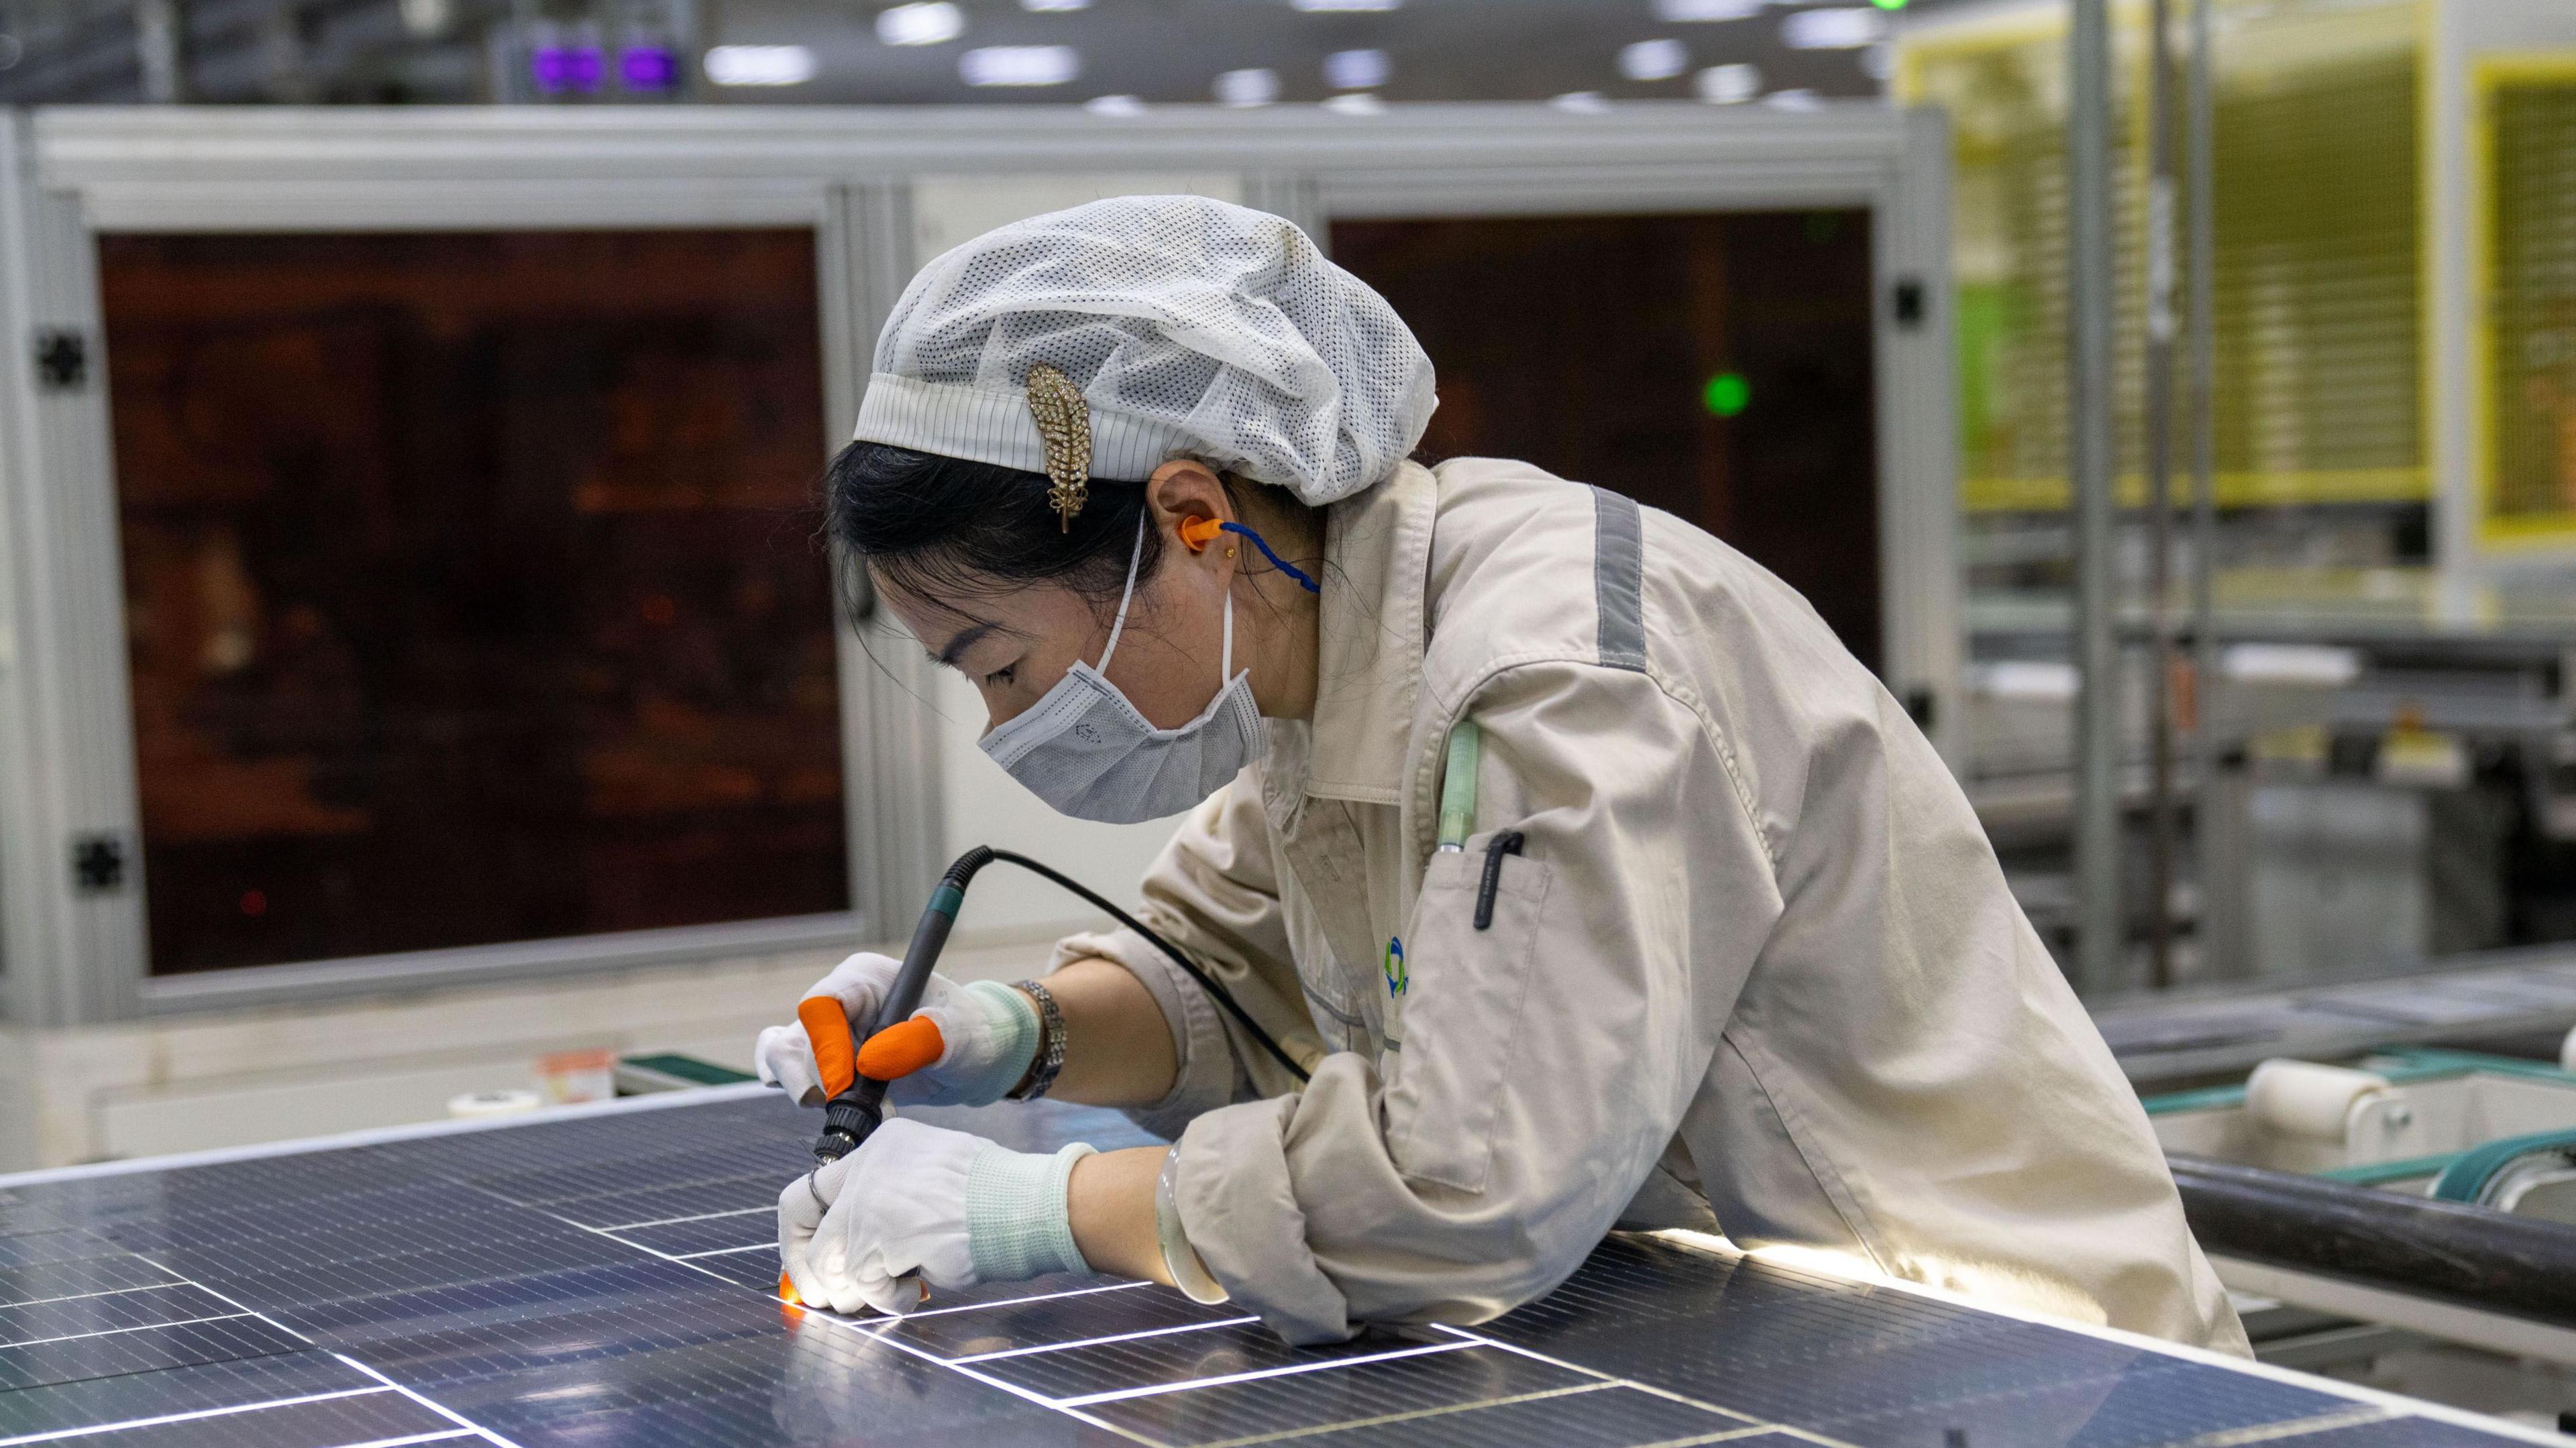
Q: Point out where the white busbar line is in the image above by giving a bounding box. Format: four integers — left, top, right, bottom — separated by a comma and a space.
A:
948, 1315, 1263, 1363
1183, 1380, 1629, 1448
0, 1281, 184, 1313
0, 1311, 253, 1351
670, 1243, 775, 1262
333, 1432, 476, 1448
0, 1386, 395, 1446
1051, 1339, 1481, 1409
593, 1205, 770, 1232
332, 1354, 529, 1448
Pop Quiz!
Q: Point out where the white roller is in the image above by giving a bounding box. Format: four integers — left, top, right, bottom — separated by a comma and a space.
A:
449, 1089, 543, 1120
2245, 1060, 2387, 1142
2559, 1024, 2576, 1075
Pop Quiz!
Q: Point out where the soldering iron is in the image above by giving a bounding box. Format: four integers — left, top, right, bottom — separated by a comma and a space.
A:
802, 846, 1311, 1168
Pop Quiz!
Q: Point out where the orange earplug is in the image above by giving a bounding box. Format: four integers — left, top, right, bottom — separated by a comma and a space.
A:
1178, 516, 1226, 553
797, 997, 857, 1101
855, 1015, 948, 1082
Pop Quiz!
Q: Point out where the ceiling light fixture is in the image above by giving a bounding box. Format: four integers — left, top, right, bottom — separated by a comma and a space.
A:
1085, 93, 1146, 115
1654, 0, 1762, 19
1695, 62, 1759, 103
1323, 92, 1385, 114
1617, 38, 1688, 82
704, 43, 816, 85
1323, 48, 1389, 90
877, 1, 964, 46
961, 44, 1078, 85
1290, 0, 1399, 11
1780, 7, 1885, 49
1022, 0, 1089, 9
1214, 67, 1280, 106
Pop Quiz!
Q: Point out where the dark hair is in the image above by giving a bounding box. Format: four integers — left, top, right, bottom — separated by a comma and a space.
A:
823, 442, 1163, 618
825, 441, 1332, 626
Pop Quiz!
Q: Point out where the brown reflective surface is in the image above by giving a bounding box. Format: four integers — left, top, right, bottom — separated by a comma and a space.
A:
1330, 211, 1882, 670
99, 229, 847, 974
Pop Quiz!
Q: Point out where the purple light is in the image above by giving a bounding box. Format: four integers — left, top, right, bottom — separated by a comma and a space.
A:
531, 44, 604, 94
621, 46, 680, 92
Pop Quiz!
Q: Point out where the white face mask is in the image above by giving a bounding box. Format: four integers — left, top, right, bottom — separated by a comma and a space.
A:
978, 516, 1265, 824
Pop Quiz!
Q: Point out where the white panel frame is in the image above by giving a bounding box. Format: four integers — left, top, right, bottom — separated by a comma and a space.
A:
3, 102, 1956, 1023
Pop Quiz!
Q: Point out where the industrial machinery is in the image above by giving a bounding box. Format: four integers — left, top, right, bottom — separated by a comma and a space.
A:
2148, 1047, 2576, 1421
1898, 0, 2576, 990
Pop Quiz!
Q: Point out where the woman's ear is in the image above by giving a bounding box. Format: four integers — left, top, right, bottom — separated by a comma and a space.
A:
1146, 461, 1235, 563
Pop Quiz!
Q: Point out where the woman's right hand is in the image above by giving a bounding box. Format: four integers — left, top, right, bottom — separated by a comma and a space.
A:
754, 952, 1040, 1109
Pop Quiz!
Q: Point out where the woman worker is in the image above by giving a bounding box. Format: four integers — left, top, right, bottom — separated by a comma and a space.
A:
762, 194, 2246, 1354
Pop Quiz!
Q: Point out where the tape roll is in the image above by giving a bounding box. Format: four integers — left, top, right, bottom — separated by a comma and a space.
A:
449, 1088, 543, 1119
2245, 1060, 2386, 1142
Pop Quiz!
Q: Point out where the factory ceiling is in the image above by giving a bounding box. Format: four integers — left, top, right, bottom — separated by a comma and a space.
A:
0, 0, 1939, 109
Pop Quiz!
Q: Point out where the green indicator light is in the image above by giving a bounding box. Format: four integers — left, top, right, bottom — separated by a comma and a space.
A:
1703, 371, 1751, 418
1870, 0, 1907, 9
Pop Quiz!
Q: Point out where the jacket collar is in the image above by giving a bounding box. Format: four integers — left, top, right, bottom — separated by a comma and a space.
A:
1299, 460, 1436, 805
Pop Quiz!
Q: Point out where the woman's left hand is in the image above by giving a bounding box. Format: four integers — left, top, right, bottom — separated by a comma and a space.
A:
779, 1118, 984, 1316
779, 1118, 1099, 1318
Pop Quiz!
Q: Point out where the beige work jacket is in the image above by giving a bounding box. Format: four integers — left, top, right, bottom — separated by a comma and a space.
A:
1053, 457, 2247, 1353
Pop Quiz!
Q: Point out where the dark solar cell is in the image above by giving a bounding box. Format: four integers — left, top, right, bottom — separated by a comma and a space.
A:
1271, 1385, 1754, 1448
36, 1383, 454, 1448
0, 1349, 375, 1439
0, 1313, 310, 1392
606, 1211, 775, 1257
1078, 1343, 1597, 1445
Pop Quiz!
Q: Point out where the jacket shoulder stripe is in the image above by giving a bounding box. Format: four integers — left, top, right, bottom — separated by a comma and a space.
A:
1589, 486, 1648, 672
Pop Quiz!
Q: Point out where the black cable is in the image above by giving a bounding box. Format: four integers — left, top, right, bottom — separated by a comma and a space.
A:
977, 848, 1311, 1085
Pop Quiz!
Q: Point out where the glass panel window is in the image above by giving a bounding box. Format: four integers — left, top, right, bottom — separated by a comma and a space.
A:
98, 229, 847, 974
1331, 211, 1882, 671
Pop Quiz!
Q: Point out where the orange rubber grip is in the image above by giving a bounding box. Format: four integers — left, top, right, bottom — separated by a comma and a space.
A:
779, 1270, 801, 1304
798, 997, 857, 1101
855, 1015, 947, 1082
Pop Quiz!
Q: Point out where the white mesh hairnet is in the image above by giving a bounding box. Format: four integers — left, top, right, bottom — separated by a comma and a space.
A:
851, 195, 1437, 506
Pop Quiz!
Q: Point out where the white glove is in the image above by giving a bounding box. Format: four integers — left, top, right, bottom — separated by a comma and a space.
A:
753, 952, 1039, 1108
777, 1117, 1095, 1317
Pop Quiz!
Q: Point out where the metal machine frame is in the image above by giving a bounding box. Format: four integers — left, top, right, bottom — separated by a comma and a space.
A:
0, 103, 1955, 1025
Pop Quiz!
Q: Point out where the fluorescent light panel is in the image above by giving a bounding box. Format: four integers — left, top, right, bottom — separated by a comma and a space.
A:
877, 1, 964, 46
1655, 0, 1762, 19
1696, 62, 1759, 103
704, 43, 814, 85
1214, 67, 1279, 106
1322, 47, 1388, 90
1781, 7, 1885, 48
1617, 38, 1687, 81
961, 44, 1079, 85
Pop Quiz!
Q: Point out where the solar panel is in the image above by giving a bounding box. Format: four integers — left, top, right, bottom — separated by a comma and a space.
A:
0, 1086, 2540, 1447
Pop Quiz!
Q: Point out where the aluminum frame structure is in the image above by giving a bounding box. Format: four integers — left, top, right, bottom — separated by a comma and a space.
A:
0, 102, 1956, 1026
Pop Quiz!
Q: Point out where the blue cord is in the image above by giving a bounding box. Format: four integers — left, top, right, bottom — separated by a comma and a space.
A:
1222, 522, 1322, 594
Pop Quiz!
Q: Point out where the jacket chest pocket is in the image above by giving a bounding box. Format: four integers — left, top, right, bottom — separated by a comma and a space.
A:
1383, 844, 1554, 1194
